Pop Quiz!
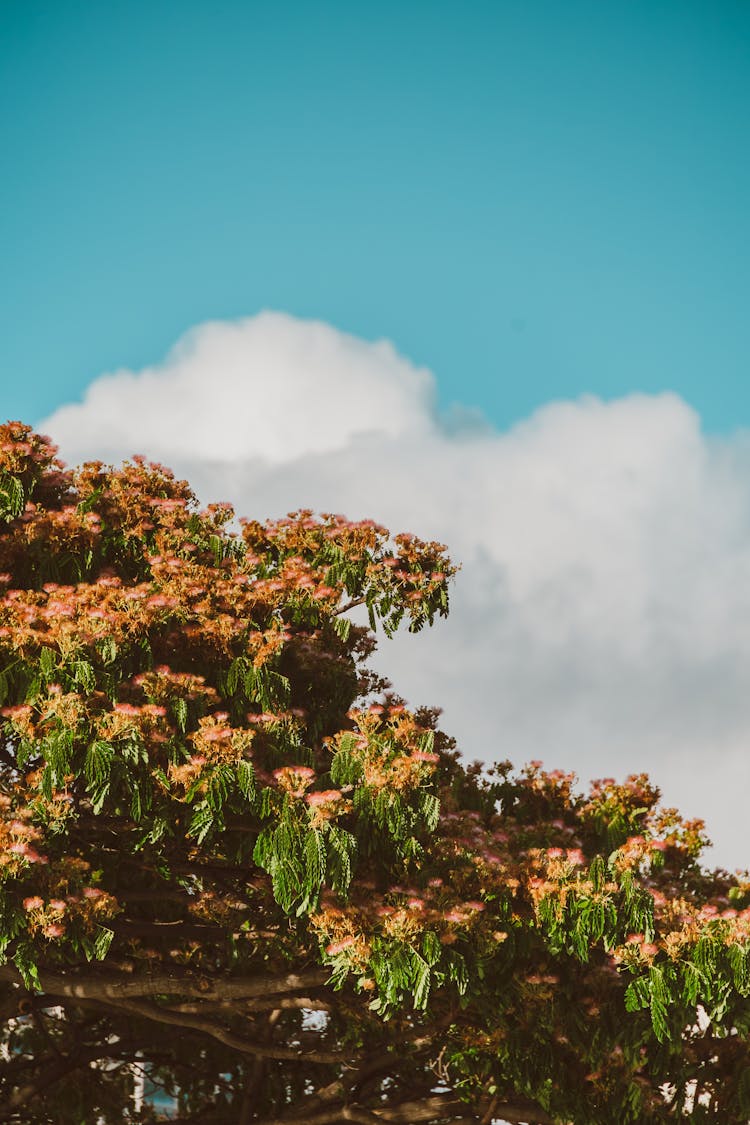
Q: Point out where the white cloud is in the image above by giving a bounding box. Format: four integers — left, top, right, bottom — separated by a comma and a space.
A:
39, 312, 750, 868
45, 314, 436, 465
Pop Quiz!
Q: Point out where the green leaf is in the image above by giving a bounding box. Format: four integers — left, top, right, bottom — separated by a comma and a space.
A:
422, 930, 442, 967
418, 792, 440, 833
209, 534, 224, 564
624, 977, 649, 1012
412, 954, 431, 1010
188, 802, 214, 844
589, 854, 605, 892
73, 660, 96, 695
253, 827, 274, 869
90, 778, 111, 814
649, 966, 670, 1042
0, 472, 24, 522
84, 740, 114, 787
12, 945, 40, 990
39, 647, 57, 680
130, 783, 143, 822
93, 926, 114, 960
332, 616, 351, 642
98, 636, 118, 666
728, 942, 750, 997
236, 758, 255, 801
331, 738, 363, 787
303, 828, 326, 897
327, 826, 356, 897
172, 696, 188, 733
226, 656, 245, 696
681, 960, 705, 1007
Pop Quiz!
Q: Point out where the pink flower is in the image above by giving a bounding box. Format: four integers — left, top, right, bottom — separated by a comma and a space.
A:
273, 765, 316, 797
273, 766, 314, 781
202, 727, 233, 742
411, 750, 439, 764
22, 896, 44, 912
325, 936, 356, 956
23, 848, 47, 864
114, 703, 141, 717
306, 789, 343, 807
42, 922, 65, 939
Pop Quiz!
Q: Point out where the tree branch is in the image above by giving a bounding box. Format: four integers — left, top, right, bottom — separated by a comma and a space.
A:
0, 964, 328, 1004
165, 995, 331, 1014
83, 994, 348, 1064
333, 597, 366, 617
250, 1094, 555, 1125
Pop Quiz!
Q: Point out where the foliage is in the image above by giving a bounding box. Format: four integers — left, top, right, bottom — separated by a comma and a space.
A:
0, 421, 748, 1124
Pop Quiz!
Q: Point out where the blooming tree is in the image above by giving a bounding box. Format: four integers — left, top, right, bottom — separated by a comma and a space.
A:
0, 422, 750, 1124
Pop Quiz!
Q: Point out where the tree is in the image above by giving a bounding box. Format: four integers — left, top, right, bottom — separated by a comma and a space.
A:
0, 421, 749, 1124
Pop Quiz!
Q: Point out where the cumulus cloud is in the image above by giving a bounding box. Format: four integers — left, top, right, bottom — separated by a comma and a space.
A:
45, 315, 436, 465
39, 312, 750, 867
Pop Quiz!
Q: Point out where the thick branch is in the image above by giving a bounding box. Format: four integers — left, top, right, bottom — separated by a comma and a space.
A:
0, 964, 327, 1004
251, 1110, 379, 1125
473, 1101, 554, 1125
251, 1094, 554, 1125
166, 996, 331, 1014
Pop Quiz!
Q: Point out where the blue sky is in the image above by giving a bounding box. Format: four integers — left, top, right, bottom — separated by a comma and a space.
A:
2, 0, 749, 431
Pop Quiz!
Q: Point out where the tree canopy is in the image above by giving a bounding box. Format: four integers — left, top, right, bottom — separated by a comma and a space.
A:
0, 421, 749, 1124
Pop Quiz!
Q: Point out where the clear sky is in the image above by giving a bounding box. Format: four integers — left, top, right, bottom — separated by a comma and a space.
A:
2, 0, 749, 430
